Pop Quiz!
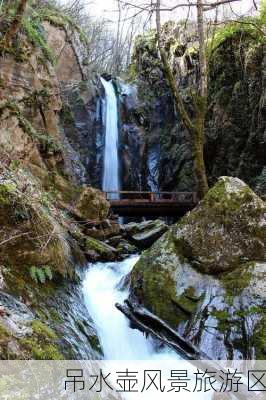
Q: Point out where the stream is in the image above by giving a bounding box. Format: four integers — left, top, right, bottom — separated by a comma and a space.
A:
82, 255, 178, 361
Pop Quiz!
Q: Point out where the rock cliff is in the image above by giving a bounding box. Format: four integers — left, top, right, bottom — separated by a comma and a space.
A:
120, 22, 266, 195
0, 5, 111, 359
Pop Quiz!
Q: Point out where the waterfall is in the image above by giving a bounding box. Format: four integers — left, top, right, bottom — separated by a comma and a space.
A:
101, 77, 120, 200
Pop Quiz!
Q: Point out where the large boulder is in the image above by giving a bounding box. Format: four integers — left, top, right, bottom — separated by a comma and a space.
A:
172, 176, 266, 274
71, 186, 110, 221
129, 177, 266, 359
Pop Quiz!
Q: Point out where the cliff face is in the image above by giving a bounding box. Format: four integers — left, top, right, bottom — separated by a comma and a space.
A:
0, 11, 110, 359
121, 23, 266, 195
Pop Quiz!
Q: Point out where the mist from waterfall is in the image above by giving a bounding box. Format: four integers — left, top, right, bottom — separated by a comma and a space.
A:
101, 77, 120, 200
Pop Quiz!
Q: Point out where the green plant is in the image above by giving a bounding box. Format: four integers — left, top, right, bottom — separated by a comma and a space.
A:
32, 320, 57, 340
207, 10, 266, 55
29, 265, 53, 284
22, 16, 54, 63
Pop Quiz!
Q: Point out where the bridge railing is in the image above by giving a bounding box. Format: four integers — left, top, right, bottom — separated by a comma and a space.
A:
105, 191, 198, 203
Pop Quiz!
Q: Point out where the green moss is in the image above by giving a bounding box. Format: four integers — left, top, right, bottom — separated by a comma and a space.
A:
22, 16, 54, 63
21, 338, 63, 360
38, 5, 88, 45
174, 287, 200, 315
0, 323, 10, 340
130, 233, 187, 327
32, 320, 57, 340
210, 309, 234, 333
221, 263, 254, 303
0, 183, 16, 204
84, 237, 114, 257
20, 319, 62, 360
253, 310, 266, 359
204, 178, 256, 214
49, 309, 63, 324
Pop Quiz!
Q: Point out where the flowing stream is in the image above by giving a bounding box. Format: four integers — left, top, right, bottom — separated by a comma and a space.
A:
82, 257, 214, 400
101, 77, 120, 200
82, 256, 177, 360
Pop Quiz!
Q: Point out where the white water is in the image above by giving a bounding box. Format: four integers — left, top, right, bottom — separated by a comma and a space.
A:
101, 77, 120, 200
82, 256, 177, 360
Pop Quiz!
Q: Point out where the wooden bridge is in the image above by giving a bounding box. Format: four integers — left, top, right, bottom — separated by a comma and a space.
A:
105, 191, 198, 217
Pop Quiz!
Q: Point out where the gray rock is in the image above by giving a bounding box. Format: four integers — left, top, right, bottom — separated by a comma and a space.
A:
124, 219, 168, 248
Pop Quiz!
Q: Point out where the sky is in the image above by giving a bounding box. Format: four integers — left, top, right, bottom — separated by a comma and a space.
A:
88, 0, 259, 21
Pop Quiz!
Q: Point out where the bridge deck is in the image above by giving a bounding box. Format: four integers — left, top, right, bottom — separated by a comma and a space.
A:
105, 191, 198, 217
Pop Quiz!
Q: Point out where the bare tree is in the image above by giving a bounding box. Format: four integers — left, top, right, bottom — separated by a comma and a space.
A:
124, 0, 243, 198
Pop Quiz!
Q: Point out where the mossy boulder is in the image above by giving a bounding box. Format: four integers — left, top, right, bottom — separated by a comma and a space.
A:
129, 177, 266, 359
72, 186, 110, 221
172, 176, 266, 274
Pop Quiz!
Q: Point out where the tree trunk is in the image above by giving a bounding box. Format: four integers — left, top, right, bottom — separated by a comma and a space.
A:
3, 0, 28, 48
194, 0, 209, 198
193, 103, 209, 199
156, 0, 209, 199
197, 0, 208, 99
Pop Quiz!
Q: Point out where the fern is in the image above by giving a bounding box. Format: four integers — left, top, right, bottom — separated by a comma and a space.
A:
44, 266, 53, 281
36, 268, 46, 284
30, 266, 38, 283
29, 265, 53, 284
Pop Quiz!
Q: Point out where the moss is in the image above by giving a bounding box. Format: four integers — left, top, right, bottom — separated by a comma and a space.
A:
174, 287, 200, 315
0, 323, 10, 341
0, 183, 16, 205
21, 338, 63, 360
19, 319, 62, 360
22, 16, 54, 63
214, 182, 253, 209
84, 237, 115, 258
253, 310, 266, 359
210, 309, 232, 332
31, 320, 58, 340
38, 5, 88, 45
0, 36, 31, 62
221, 263, 254, 304
130, 233, 187, 327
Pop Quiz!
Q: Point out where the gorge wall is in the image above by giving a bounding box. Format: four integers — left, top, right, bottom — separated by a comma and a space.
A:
119, 23, 266, 195
0, 8, 112, 359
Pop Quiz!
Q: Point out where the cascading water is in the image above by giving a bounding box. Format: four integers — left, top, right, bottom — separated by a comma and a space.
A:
82, 256, 177, 360
82, 258, 212, 400
101, 77, 120, 200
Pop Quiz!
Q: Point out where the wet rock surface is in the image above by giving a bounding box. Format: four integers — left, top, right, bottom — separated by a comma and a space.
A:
128, 178, 266, 359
